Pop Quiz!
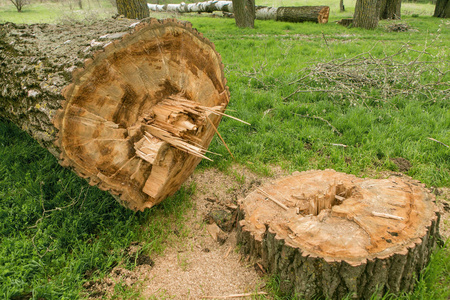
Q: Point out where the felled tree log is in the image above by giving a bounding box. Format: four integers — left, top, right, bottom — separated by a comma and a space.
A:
237, 170, 440, 299
148, 2, 330, 24
255, 6, 329, 23
0, 18, 229, 211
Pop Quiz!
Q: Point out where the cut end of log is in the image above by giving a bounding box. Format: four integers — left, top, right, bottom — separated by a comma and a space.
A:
318, 6, 330, 24
54, 19, 229, 211
237, 170, 440, 298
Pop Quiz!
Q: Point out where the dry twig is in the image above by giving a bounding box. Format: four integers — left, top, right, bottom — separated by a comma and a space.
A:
293, 113, 342, 136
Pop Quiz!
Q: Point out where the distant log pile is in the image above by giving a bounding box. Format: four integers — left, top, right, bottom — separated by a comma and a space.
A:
237, 170, 440, 299
0, 19, 229, 211
148, 2, 330, 23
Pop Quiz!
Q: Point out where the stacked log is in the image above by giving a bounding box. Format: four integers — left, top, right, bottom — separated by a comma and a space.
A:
148, 2, 330, 24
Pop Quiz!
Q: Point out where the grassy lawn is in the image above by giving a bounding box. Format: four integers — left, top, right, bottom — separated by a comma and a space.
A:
1, 0, 449, 299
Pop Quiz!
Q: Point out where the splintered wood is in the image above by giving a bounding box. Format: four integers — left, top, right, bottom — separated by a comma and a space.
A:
237, 169, 440, 299
54, 19, 229, 211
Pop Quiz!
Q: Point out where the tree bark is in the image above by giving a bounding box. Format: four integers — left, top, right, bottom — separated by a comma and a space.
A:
434, 0, 450, 18
0, 19, 229, 211
340, 0, 345, 12
148, 2, 330, 24
116, 0, 149, 19
353, 0, 380, 29
237, 170, 440, 299
231, 0, 255, 28
379, 0, 402, 19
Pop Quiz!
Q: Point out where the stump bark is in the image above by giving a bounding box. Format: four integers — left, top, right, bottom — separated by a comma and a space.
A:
0, 19, 229, 211
237, 170, 440, 299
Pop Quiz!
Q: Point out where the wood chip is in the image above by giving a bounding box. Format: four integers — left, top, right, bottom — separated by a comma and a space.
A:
257, 188, 289, 211
372, 211, 404, 220
206, 223, 227, 244
223, 246, 232, 259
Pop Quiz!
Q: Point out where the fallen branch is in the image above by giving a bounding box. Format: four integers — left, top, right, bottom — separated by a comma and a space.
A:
428, 137, 449, 148
293, 113, 342, 136
202, 291, 268, 299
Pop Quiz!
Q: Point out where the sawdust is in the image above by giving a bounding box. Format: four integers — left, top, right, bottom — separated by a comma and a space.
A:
86, 165, 283, 299
139, 165, 286, 299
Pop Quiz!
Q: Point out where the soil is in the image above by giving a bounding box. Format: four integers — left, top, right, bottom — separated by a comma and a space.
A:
390, 157, 412, 172
84, 165, 449, 299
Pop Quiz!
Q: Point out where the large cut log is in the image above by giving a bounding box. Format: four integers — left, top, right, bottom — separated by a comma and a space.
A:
237, 170, 440, 299
0, 19, 229, 211
148, 2, 330, 24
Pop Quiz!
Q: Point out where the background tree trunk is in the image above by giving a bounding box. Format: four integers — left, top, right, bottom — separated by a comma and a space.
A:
379, 0, 402, 19
353, 0, 380, 29
116, 0, 149, 19
340, 0, 345, 12
237, 170, 440, 299
0, 19, 229, 211
434, 0, 450, 17
232, 0, 255, 28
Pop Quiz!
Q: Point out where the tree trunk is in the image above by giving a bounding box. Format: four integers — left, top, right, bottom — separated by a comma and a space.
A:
434, 0, 450, 18
148, 2, 330, 24
0, 19, 229, 211
237, 170, 440, 299
340, 0, 345, 12
353, 0, 380, 29
116, 0, 149, 19
231, 0, 255, 28
379, 0, 402, 19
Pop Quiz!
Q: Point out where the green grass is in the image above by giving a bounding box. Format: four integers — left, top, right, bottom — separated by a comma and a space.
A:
1, 1, 449, 299
0, 121, 193, 299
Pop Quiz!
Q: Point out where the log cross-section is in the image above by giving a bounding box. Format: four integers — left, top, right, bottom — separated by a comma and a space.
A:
0, 19, 229, 211
237, 170, 440, 299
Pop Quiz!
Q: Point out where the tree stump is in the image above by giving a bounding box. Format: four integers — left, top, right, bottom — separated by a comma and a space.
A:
0, 19, 229, 211
237, 170, 440, 299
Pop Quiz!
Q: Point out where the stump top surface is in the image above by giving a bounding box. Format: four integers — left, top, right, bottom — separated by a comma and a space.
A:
239, 169, 438, 265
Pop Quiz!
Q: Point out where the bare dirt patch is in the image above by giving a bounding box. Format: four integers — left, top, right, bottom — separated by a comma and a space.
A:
138, 165, 287, 299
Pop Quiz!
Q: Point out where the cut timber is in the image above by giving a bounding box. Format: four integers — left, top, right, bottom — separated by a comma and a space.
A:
0, 19, 229, 211
237, 170, 440, 299
256, 6, 329, 23
148, 2, 330, 24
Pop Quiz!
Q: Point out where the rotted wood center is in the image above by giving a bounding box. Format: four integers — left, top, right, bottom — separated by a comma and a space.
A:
237, 169, 440, 299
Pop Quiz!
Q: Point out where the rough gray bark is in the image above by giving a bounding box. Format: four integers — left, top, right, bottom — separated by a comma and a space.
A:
340, 0, 345, 12
353, 0, 380, 29
0, 19, 229, 211
434, 0, 450, 18
232, 0, 255, 28
379, 0, 402, 19
116, 0, 149, 19
236, 170, 440, 299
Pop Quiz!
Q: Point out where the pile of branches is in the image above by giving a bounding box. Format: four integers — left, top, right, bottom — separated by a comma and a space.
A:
284, 45, 449, 105
238, 42, 449, 106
